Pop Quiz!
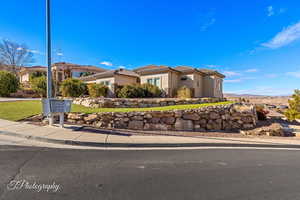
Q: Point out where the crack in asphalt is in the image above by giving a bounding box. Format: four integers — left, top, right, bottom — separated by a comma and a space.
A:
0, 150, 41, 200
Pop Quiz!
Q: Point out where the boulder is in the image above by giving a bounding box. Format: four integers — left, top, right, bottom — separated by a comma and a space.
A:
175, 119, 193, 131
128, 121, 144, 130
68, 113, 84, 120
83, 114, 98, 122
209, 112, 220, 119
131, 115, 144, 121
161, 117, 176, 125
182, 113, 200, 121
242, 123, 285, 136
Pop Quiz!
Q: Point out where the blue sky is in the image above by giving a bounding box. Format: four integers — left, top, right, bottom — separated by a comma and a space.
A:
0, 0, 300, 95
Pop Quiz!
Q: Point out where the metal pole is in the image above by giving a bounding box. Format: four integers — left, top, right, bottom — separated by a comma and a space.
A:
46, 0, 54, 126
46, 0, 52, 98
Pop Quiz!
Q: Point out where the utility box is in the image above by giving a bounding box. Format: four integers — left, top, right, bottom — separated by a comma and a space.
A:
42, 98, 72, 127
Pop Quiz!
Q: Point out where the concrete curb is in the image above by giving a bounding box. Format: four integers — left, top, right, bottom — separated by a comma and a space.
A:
1, 130, 300, 149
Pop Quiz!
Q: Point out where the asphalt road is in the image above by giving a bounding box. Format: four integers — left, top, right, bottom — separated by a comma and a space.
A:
1, 146, 300, 200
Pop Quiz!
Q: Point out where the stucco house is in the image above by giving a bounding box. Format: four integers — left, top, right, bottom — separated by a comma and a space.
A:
18, 62, 106, 84
80, 68, 140, 96
52, 62, 106, 82
18, 66, 47, 85
81, 65, 225, 98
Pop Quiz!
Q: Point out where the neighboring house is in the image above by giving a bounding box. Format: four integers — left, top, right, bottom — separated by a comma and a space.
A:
0, 64, 23, 73
79, 68, 140, 97
18, 66, 47, 84
52, 62, 106, 82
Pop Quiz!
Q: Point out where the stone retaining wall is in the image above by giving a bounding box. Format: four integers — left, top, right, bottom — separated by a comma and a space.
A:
67, 103, 257, 131
72, 97, 225, 108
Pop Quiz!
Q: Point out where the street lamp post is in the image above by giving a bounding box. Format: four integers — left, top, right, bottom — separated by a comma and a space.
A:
43, 0, 72, 127
46, 0, 52, 98
46, 0, 53, 125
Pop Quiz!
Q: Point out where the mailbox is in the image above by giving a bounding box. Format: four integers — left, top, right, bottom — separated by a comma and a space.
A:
42, 99, 72, 116
42, 99, 72, 128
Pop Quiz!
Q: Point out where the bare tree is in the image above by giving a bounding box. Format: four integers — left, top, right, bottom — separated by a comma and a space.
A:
0, 39, 34, 73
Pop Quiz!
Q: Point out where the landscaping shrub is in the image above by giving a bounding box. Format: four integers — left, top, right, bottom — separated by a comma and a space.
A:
113, 83, 123, 97
117, 84, 144, 98
60, 78, 87, 97
176, 86, 193, 98
116, 83, 162, 98
255, 105, 269, 120
10, 88, 41, 98
29, 71, 47, 81
285, 89, 300, 121
140, 83, 162, 97
87, 83, 109, 97
0, 70, 19, 97
30, 76, 47, 97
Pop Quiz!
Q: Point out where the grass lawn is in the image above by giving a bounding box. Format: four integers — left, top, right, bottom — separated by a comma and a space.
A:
0, 100, 233, 121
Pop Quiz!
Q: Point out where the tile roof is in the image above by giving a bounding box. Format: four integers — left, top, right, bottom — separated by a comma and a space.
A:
134, 65, 180, 75
53, 62, 106, 72
80, 68, 139, 81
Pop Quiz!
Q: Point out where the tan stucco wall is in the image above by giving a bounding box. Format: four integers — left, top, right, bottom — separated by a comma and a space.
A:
193, 73, 203, 97
168, 71, 180, 97
86, 77, 115, 90
85, 75, 138, 97
203, 76, 214, 97
20, 73, 30, 83
213, 77, 223, 98
178, 73, 203, 97
114, 75, 138, 86
202, 75, 223, 98
140, 73, 170, 95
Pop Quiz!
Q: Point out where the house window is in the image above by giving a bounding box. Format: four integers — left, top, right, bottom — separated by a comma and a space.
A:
181, 76, 188, 81
100, 81, 110, 86
154, 77, 160, 87
147, 78, 153, 85
147, 78, 160, 87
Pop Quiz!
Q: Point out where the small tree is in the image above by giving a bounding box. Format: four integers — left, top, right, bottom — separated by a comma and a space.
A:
87, 83, 109, 97
29, 71, 47, 81
285, 89, 300, 121
0, 71, 19, 97
0, 39, 34, 74
176, 86, 193, 98
141, 83, 162, 97
30, 76, 47, 97
117, 84, 143, 98
60, 78, 87, 97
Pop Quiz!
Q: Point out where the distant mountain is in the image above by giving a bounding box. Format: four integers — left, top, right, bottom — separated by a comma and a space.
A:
224, 93, 290, 98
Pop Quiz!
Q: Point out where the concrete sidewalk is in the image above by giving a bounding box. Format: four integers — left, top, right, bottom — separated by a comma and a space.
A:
1, 119, 300, 148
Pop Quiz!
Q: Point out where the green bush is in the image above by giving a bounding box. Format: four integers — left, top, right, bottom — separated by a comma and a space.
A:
116, 83, 162, 98
30, 76, 47, 97
29, 71, 47, 81
116, 84, 142, 98
88, 83, 109, 97
0, 71, 19, 97
140, 83, 162, 97
60, 78, 87, 97
176, 86, 193, 98
285, 89, 300, 121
